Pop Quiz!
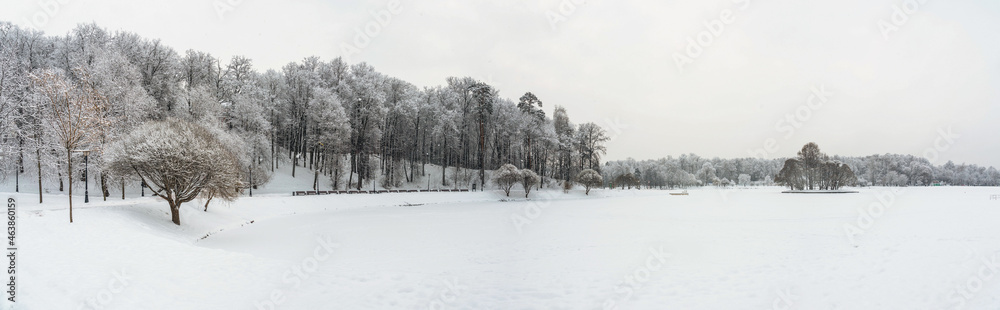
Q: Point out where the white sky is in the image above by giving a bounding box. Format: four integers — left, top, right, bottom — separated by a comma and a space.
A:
3, 0, 999, 167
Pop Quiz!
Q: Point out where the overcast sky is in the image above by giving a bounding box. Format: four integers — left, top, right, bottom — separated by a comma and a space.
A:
3, 0, 999, 167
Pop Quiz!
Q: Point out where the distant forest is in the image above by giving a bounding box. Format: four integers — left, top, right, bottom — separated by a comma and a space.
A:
604, 145, 1000, 189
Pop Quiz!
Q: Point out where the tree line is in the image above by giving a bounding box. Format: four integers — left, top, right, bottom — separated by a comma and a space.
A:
0, 22, 611, 223
603, 143, 1000, 189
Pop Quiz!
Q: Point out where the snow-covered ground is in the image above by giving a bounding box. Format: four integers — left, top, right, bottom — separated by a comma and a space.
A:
6, 182, 1000, 309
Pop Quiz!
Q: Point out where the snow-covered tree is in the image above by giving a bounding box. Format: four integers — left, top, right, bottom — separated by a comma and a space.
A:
576, 169, 603, 195
76, 47, 155, 201
104, 118, 243, 225
0, 45, 28, 181
493, 164, 521, 196
553, 105, 576, 181
177, 85, 221, 122
470, 81, 495, 189
738, 174, 751, 187
343, 62, 386, 189
517, 92, 545, 171
379, 77, 420, 188
696, 162, 716, 185
110, 32, 181, 115
16, 74, 60, 203
520, 168, 540, 198
199, 125, 246, 211
309, 87, 350, 189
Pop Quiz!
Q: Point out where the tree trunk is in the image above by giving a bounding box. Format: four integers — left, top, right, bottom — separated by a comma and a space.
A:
313, 170, 319, 190
16, 138, 22, 193
37, 148, 43, 203
67, 150, 73, 223
101, 172, 109, 201
333, 164, 340, 190
442, 138, 448, 186
356, 154, 364, 191
170, 201, 181, 225
479, 120, 485, 189
271, 110, 275, 172
348, 153, 355, 190
203, 195, 213, 212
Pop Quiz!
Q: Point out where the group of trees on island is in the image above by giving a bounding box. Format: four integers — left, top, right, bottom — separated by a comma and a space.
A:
775, 143, 856, 190
0, 22, 611, 224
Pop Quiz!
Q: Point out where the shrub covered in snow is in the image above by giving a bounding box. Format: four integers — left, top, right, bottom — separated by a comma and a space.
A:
493, 164, 521, 196
520, 168, 540, 198
576, 169, 603, 195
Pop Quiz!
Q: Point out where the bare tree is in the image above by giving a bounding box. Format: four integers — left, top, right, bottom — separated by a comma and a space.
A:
797, 142, 824, 190
31, 69, 108, 223
775, 158, 804, 190
576, 122, 609, 171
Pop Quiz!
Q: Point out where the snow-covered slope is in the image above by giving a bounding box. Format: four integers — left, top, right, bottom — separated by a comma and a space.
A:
7, 184, 1000, 309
